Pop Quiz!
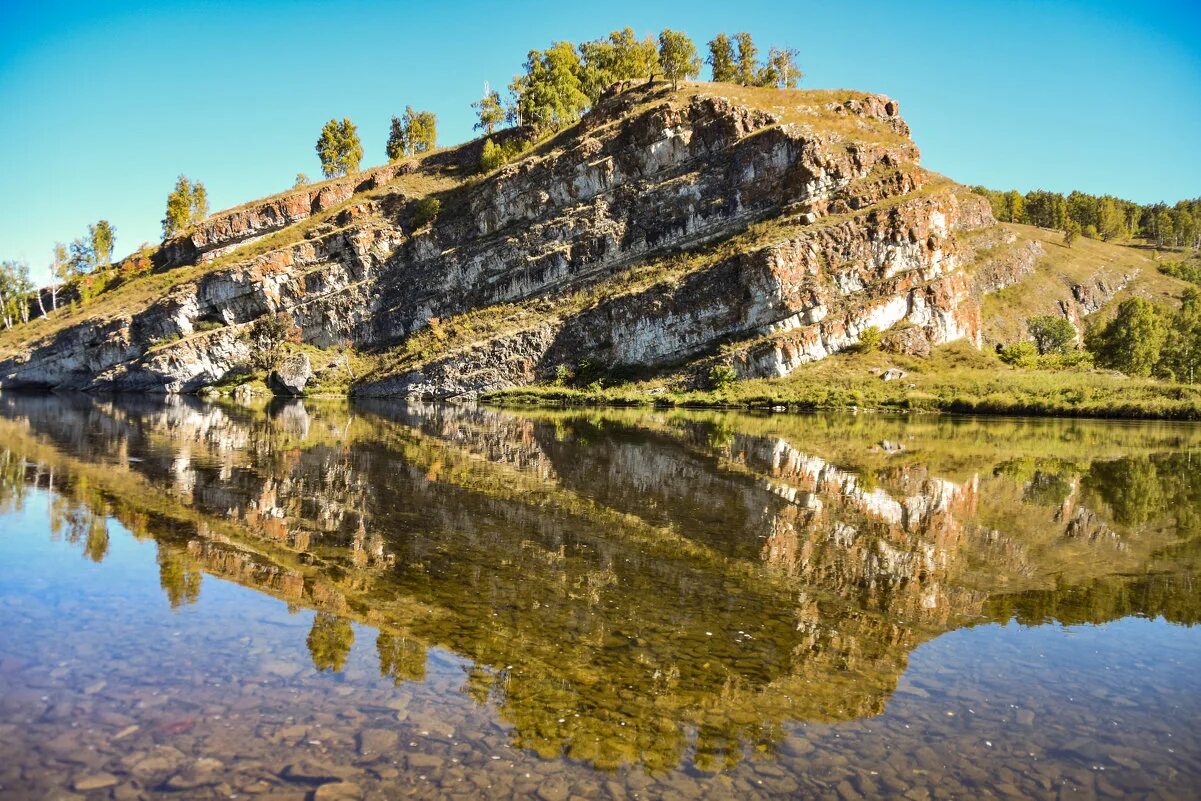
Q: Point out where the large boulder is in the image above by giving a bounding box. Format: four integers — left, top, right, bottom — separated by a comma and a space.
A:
268, 353, 312, 396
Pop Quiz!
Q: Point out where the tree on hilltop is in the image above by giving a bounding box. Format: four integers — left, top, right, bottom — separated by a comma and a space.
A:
49, 242, 70, 309
707, 33, 737, 83
0, 260, 33, 328
658, 29, 700, 90
316, 118, 363, 178
162, 175, 209, 239
387, 108, 438, 160
89, 220, 115, 269
473, 86, 506, 135
734, 32, 759, 85
403, 107, 437, 155
760, 47, 802, 88
510, 42, 589, 130
386, 115, 406, 162
578, 28, 659, 101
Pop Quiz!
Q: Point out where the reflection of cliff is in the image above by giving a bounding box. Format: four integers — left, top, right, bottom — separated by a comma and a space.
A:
0, 394, 1199, 774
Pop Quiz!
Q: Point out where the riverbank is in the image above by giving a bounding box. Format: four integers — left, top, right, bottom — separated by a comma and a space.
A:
481, 344, 1201, 421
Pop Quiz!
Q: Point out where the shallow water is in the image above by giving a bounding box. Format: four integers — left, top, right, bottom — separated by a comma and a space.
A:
0, 394, 1198, 800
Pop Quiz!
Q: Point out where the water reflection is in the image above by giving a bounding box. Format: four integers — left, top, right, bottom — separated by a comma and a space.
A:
0, 394, 1199, 796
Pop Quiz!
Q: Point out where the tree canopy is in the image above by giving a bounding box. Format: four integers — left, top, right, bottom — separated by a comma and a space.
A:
315, 118, 363, 178
89, 220, 115, 268
162, 175, 209, 239
473, 87, 505, 135
706, 34, 736, 83
658, 29, 701, 89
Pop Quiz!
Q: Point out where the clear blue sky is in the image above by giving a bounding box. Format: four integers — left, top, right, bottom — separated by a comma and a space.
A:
2, 0, 1199, 282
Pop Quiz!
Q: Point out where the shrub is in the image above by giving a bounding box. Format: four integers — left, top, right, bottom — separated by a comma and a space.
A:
857, 326, 881, 352
709, 364, 737, 390
480, 138, 504, 172
999, 341, 1039, 368
413, 197, 441, 229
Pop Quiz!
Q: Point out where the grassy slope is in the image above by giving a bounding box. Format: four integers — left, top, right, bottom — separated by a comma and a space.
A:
980, 223, 1189, 343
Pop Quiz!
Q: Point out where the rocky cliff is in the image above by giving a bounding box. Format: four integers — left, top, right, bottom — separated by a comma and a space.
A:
0, 82, 1001, 396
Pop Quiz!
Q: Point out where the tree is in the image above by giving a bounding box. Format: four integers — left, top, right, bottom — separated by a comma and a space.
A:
162, 175, 208, 239
0, 260, 33, 328
578, 28, 658, 101
657, 29, 700, 90
1027, 315, 1076, 355
511, 41, 589, 130
1098, 197, 1126, 242
707, 33, 737, 83
247, 312, 301, 370
89, 220, 115, 269
734, 32, 759, 85
403, 106, 437, 154
1002, 190, 1024, 224
294, 172, 310, 187
386, 115, 407, 162
473, 86, 505, 135
315, 118, 363, 178
1086, 297, 1168, 377
1156, 209, 1175, 249
68, 237, 94, 274
387, 108, 437, 159
1063, 220, 1081, 248
1162, 288, 1201, 383
759, 47, 802, 89
49, 242, 70, 310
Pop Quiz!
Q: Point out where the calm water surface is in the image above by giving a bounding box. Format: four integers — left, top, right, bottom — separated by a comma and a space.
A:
0, 394, 1199, 800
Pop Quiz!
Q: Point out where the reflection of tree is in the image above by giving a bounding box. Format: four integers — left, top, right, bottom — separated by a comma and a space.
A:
157, 543, 202, 608
1084, 457, 1163, 525
307, 613, 354, 672
1023, 470, 1074, 507
986, 572, 1201, 626
82, 514, 109, 563
0, 448, 29, 514
377, 632, 426, 683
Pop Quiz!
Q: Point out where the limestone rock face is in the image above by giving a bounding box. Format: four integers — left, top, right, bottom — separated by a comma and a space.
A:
0, 83, 1008, 396
268, 353, 312, 397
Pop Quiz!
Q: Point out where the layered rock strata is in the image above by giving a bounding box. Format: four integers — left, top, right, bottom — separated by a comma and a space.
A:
1, 83, 998, 396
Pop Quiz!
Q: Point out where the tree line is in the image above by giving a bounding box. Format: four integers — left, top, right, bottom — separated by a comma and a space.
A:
973, 186, 1201, 250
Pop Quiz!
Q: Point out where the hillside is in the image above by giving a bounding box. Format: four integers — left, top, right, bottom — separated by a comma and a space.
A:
0, 81, 1188, 406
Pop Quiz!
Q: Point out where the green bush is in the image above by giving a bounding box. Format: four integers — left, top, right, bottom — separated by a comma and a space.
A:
857, 325, 881, 352
999, 341, 1039, 368
553, 364, 574, 386
413, 197, 441, 229
709, 364, 737, 390
480, 138, 504, 172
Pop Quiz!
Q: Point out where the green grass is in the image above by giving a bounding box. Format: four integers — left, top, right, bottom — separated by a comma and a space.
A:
484, 342, 1201, 421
